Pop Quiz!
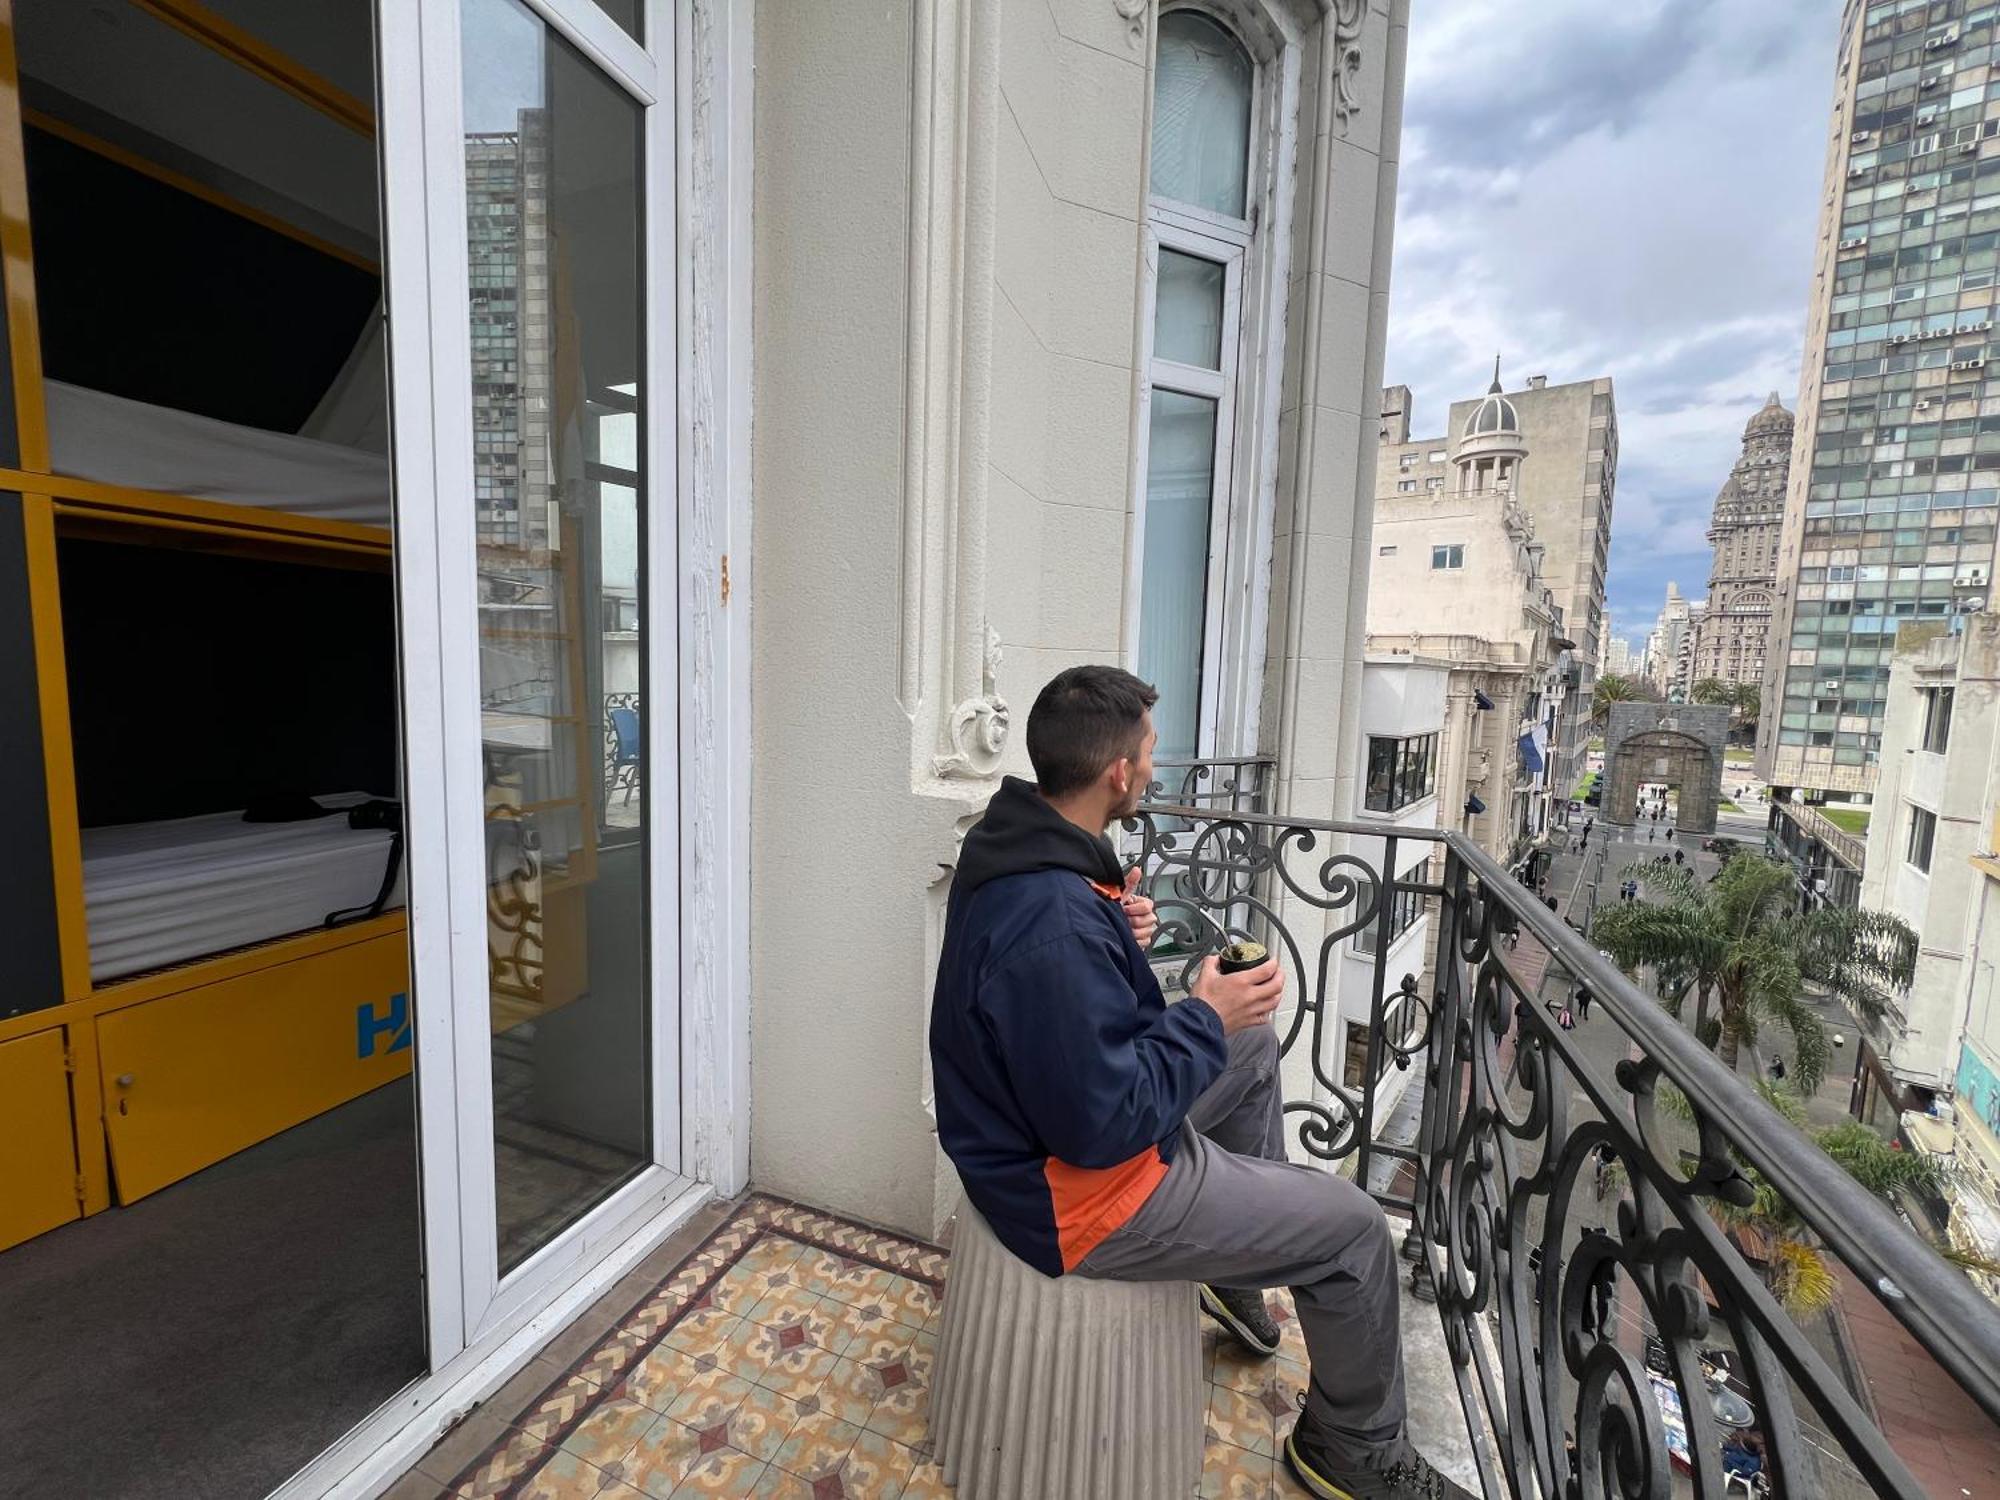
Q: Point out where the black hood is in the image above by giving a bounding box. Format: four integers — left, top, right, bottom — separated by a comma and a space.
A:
955, 776, 1124, 894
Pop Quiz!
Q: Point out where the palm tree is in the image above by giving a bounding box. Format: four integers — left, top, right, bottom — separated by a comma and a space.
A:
1659, 1082, 1945, 1314
1691, 678, 1762, 745
1592, 672, 1641, 725
1589, 856, 1917, 1093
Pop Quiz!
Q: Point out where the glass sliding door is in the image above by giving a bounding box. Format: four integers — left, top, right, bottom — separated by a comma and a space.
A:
458, 0, 652, 1273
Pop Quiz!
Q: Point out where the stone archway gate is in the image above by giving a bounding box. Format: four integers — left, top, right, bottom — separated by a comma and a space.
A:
1602, 702, 1731, 834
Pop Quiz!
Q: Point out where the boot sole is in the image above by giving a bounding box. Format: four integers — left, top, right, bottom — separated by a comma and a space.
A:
1198, 1283, 1280, 1358
1282, 1430, 1361, 1500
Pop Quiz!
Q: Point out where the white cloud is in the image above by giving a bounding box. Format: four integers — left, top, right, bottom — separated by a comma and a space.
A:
1383, 0, 1836, 632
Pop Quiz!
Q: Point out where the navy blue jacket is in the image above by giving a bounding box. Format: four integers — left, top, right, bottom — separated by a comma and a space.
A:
929, 778, 1227, 1275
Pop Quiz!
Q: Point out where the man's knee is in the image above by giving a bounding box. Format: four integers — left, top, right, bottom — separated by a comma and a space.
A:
1308, 1171, 1396, 1271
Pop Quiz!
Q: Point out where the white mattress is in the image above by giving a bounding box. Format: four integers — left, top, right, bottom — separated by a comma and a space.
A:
46, 379, 392, 528
82, 792, 405, 983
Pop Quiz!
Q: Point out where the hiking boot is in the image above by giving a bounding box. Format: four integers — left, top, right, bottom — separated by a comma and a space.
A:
1283, 1405, 1474, 1499
1198, 1283, 1280, 1357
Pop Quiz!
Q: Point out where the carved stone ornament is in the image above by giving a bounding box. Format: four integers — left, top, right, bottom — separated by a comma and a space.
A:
1331, 0, 1368, 133
935, 627, 1010, 779
1113, 0, 1147, 47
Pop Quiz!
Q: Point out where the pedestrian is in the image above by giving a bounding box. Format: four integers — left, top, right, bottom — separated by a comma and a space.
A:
1575, 984, 1592, 1023
1647, 825, 1655, 843
1674, 848, 1685, 867
1769, 1055, 1787, 1082
928, 664, 1464, 1498
1557, 1003, 1575, 1031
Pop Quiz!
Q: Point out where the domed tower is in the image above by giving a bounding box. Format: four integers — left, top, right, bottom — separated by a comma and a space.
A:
1454, 357, 1529, 495
1698, 392, 1792, 687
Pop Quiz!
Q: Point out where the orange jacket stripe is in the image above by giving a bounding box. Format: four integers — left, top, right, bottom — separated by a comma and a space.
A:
1044, 1148, 1171, 1271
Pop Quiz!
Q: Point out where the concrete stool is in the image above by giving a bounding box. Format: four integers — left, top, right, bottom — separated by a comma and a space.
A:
928, 1202, 1203, 1500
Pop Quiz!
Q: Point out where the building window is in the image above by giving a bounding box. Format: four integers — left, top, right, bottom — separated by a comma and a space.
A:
1905, 804, 1937, 872
1399, 452, 1416, 471
1425, 476, 1444, 490
1135, 9, 1280, 762
1343, 1020, 1373, 1088
1397, 479, 1417, 492
1431, 543, 1465, 570
1364, 732, 1438, 812
1427, 449, 1447, 463
1920, 685, 1954, 752
1378, 544, 1397, 556
1355, 858, 1428, 954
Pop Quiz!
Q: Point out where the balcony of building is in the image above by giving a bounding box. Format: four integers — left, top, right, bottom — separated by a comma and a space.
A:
382, 763, 2000, 1500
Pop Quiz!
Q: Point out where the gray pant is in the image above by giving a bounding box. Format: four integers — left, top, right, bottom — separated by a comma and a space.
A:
1074, 1024, 1405, 1468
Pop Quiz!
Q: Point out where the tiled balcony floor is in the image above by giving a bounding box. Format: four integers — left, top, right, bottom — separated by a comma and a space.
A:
385, 1193, 1320, 1499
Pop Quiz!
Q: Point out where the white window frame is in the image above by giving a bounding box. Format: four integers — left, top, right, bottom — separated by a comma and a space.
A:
1126, 2, 1304, 762
276, 0, 751, 1492
1432, 543, 1466, 570
1134, 219, 1246, 756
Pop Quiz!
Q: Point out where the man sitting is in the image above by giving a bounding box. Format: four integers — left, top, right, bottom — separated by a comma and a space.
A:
929, 665, 1468, 1499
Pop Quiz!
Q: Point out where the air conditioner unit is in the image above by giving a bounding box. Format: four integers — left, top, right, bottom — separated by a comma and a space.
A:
1848, 165, 1869, 178
1922, 73, 1944, 90
1924, 326, 1955, 338
1851, 129, 1874, 144
1956, 566, 1990, 584
1962, 141, 1983, 155
1838, 236, 1868, 250
1926, 30, 1958, 48
1889, 333, 1913, 345
1956, 320, 1995, 335
1917, 110, 1940, 126
1951, 356, 1987, 370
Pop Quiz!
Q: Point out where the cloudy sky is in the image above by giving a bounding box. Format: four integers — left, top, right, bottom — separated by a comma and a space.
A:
1385, 0, 1838, 655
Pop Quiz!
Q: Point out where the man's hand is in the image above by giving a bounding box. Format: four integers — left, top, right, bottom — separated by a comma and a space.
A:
1188, 953, 1284, 1035
1120, 865, 1158, 949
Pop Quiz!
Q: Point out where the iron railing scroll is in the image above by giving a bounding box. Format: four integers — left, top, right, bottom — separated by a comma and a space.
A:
1125, 763, 2000, 1500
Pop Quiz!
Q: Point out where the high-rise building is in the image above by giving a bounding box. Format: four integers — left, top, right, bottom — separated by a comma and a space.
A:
466, 119, 553, 553
1759, 0, 2000, 795
1689, 395, 1790, 689
1399, 370, 1617, 799
1643, 581, 1693, 693
1605, 636, 1636, 676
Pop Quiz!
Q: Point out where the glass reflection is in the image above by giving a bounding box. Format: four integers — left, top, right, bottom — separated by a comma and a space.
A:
462, 0, 650, 1272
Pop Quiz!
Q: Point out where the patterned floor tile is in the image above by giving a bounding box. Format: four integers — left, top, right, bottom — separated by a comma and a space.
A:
666, 1445, 767, 1497
662, 1307, 742, 1361
744, 1466, 815, 1499
892, 1453, 953, 1500
613, 1414, 707, 1498
841, 1428, 916, 1497
658, 1365, 758, 1434
1202, 1439, 1279, 1499
557, 1396, 658, 1469
514, 1449, 618, 1500
812, 1356, 889, 1427
769, 1411, 862, 1484
723, 1381, 801, 1463
1208, 1382, 1279, 1458
745, 1285, 842, 1352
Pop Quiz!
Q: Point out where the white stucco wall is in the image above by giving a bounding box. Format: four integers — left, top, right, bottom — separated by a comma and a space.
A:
1863, 617, 2000, 1091
751, 0, 1410, 1238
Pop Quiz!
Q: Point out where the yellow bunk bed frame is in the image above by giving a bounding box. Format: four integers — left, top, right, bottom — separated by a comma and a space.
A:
0, 0, 595, 1254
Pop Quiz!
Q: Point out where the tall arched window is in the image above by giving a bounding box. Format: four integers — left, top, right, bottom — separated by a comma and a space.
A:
1135, 9, 1264, 762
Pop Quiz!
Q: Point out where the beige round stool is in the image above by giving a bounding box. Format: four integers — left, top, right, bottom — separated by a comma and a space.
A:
927, 1201, 1203, 1500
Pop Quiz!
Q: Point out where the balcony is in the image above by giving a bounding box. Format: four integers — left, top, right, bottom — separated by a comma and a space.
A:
1123, 774, 2000, 1499
387, 767, 2000, 1500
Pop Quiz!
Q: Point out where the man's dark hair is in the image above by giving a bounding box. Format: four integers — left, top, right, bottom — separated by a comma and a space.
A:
1026, 665, 1158, 798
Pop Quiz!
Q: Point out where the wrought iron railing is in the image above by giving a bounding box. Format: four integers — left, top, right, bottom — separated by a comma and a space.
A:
1124, 780, 2000, 1500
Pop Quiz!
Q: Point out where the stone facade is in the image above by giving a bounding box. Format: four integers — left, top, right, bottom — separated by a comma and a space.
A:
1439, 375, 1616, 802
751, 0, 1410, 1238
1370, 370, 1572, 858
1688, 394, 1788, 691
1601, 702, 1730, 833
